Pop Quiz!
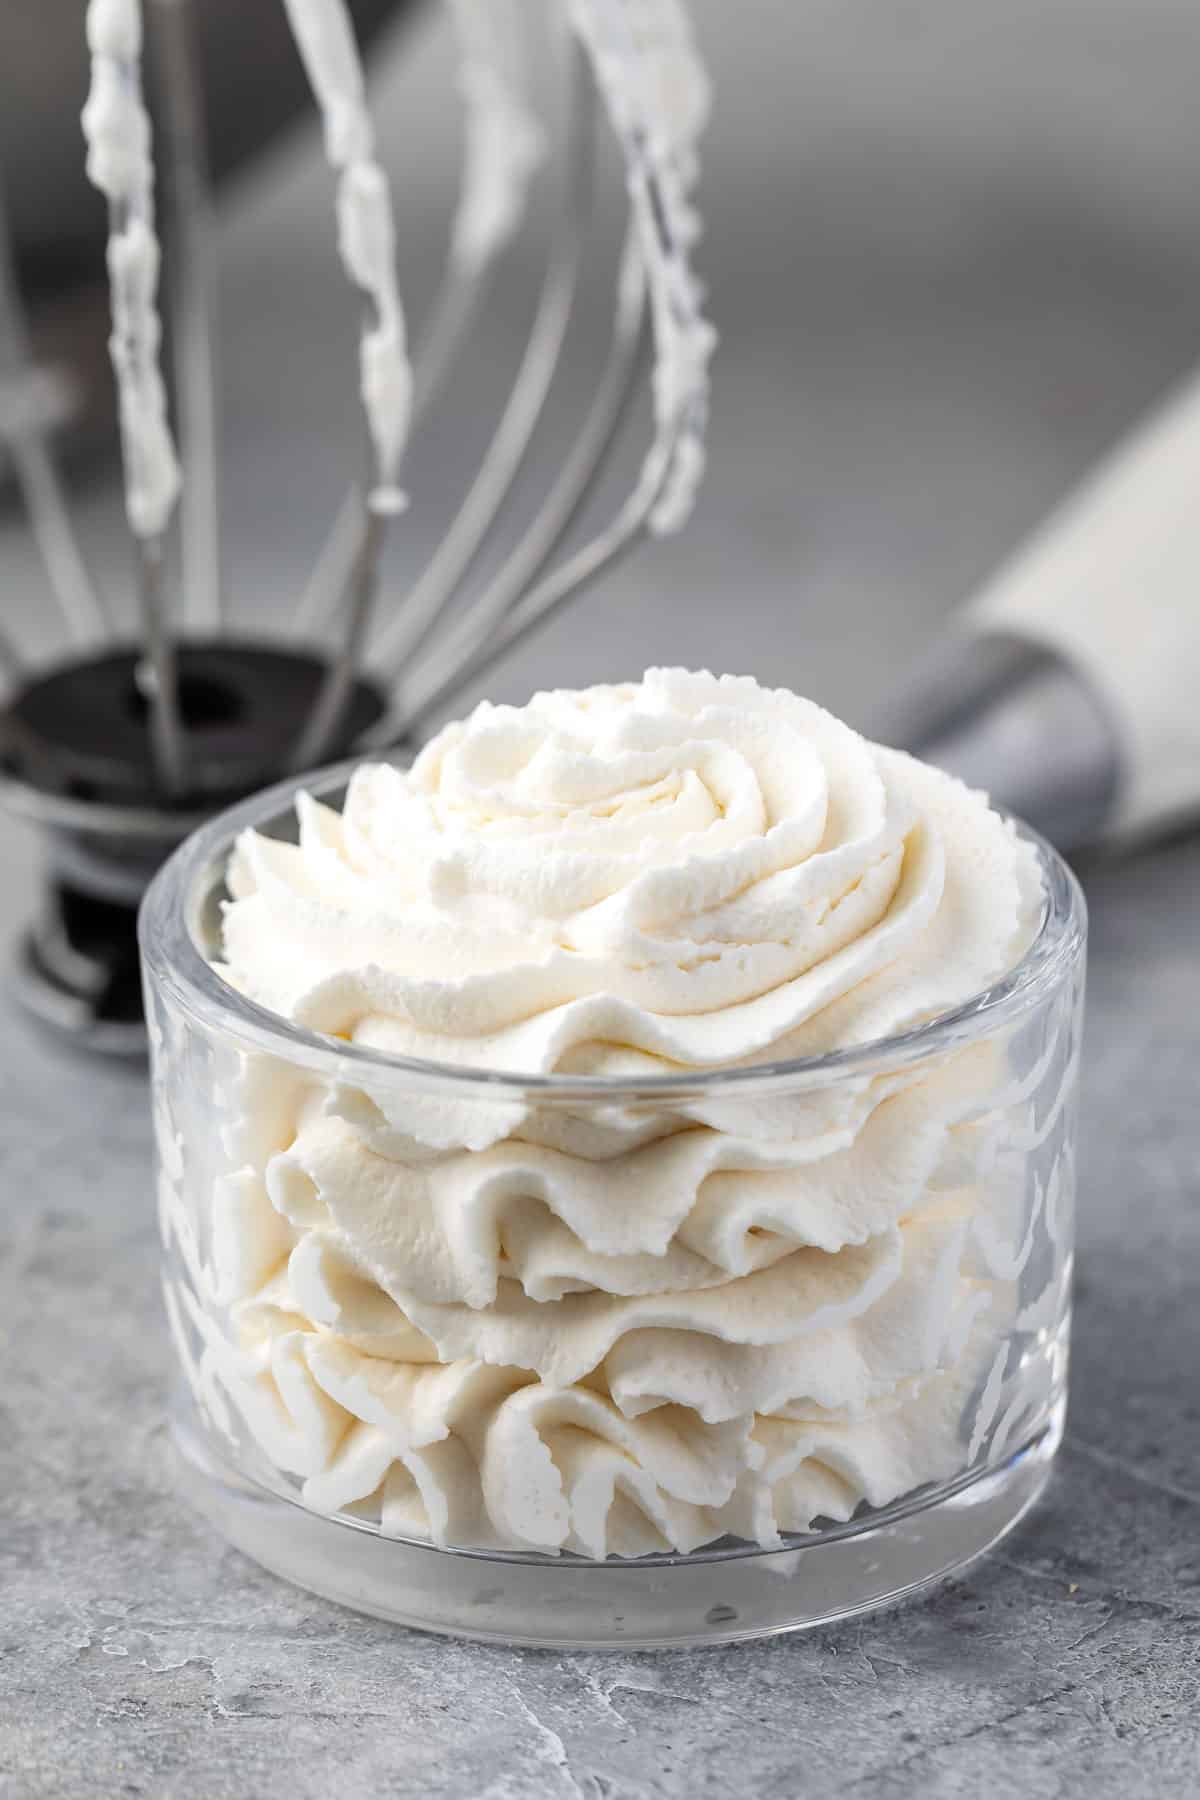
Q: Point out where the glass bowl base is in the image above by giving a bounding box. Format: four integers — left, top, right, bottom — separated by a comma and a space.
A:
172, 1399, 1063, 1649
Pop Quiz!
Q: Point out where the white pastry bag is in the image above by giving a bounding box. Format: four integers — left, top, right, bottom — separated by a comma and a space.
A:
884, 370, 1200, 848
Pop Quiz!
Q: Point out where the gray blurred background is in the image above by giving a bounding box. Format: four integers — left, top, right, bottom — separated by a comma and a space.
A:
5, 0, 1200, 921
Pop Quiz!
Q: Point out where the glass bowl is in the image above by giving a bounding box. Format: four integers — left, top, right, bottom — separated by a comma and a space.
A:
140, 762, 1086, 1648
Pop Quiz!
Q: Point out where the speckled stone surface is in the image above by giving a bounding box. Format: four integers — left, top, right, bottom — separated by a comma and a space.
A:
2, 829, 1199, 1800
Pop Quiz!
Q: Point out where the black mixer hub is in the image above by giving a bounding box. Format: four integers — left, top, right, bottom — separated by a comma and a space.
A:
0, 638, 384, 1052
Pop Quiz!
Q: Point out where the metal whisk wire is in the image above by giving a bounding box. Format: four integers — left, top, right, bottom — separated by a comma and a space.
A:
0, 183, 110, 663
356, 0, 716, 747
293, 13, 541, 650
3, 0, 710, 766
149, 0, 224, 639
382, 223, 647, 722
291, 28, 599, 772
366, 44, 596, 680
287, 0, 707, 768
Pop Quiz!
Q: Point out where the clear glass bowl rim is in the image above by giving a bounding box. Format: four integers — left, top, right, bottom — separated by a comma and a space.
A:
139, 755, 1087, 1104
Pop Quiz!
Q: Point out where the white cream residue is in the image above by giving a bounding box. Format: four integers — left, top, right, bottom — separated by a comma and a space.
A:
82, 0, 182, 540
281, 0, 412, 514
567, 0, 715, 534
201, 672, 1046, 1557
447, 0, 545, 272
82, 0, 708, 540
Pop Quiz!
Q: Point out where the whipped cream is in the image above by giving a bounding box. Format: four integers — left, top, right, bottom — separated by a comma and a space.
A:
201, 670, 1046, 1556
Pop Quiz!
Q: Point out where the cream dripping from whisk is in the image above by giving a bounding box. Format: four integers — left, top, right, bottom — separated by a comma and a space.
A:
83, 0, 715, 551
280, 0, 413, 516
82, 0, 181, 540
568, 0, 715, 534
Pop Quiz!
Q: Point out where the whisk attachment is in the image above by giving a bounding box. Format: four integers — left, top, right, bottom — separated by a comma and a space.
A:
0, 0, 713, 1052
358, 0, 714, 746
372, 223, 648, 737
274, 0, 417, 774
288, 499, 389, 774
82, 0, 187, 795
296, 0, 547, 649
364, 36, 598, 691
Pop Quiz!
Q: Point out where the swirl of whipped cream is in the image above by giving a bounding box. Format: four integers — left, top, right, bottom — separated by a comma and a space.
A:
196, 670, 1045, 1557
224, 668, 1041, 1077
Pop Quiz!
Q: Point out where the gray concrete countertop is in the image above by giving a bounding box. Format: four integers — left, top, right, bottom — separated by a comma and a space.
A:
3, 4, 1200, 1792
2, 830, 1198, 1799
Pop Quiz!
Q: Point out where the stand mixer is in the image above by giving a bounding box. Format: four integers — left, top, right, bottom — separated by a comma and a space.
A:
0, 0, 714, 1052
